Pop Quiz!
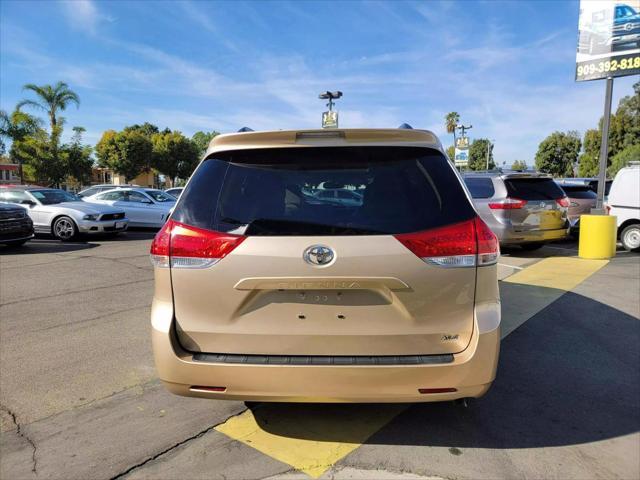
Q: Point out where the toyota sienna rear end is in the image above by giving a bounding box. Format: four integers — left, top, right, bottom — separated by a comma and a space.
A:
150, 128, 501, 403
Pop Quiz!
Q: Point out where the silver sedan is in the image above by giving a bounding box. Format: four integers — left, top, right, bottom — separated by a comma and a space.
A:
84, 188, 175, 228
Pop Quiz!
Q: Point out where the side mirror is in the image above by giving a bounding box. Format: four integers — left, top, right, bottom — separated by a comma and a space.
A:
20, 200, 36, 207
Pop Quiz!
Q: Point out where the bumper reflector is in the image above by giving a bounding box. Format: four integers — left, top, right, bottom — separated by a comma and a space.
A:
418, 387, 457, 394
190, 385, 227, 393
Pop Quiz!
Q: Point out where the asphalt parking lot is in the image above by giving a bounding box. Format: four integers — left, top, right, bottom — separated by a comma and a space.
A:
1, 232, 639, 480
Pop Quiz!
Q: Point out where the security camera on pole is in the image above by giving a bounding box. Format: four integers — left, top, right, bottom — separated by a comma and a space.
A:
575, 0, 640, 259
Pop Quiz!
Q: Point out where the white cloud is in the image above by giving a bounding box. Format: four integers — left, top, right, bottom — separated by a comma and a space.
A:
60, 0, 113, 34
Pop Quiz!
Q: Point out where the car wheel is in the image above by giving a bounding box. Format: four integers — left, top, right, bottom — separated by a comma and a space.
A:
521, 242, 544, 251
53, 216, 78, 241
620, 224, 640, 252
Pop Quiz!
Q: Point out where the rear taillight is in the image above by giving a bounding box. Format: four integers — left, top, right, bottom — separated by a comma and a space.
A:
394, 217, 499, 268
475, 217, 500, 266
150, 219, 245, 269
556, 196, 570, 208
488, 197, 526, 209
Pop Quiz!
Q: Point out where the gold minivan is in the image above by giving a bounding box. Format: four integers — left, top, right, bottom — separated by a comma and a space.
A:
150, 128, 501, 402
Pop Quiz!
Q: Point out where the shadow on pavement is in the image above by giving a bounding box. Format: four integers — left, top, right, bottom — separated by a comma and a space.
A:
248, 288, 640, 449
0, 239, 98, 255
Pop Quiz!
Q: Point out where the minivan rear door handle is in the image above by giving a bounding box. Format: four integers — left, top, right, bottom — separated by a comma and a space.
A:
234, 277, 410, 291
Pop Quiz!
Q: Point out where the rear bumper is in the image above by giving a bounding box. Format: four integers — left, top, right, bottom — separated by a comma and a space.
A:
151, 300, 501, 403
498, 226, 569, 245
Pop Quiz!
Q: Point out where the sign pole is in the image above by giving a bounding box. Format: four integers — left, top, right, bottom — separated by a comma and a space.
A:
593, 76, 613, 214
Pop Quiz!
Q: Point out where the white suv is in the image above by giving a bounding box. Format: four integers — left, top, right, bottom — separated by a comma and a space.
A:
607, 163, 640, 252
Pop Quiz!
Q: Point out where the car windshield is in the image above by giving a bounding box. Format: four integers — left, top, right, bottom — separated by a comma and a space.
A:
145, 190, 175, 202
30, 189, 80, 205
172, 146, 476, 236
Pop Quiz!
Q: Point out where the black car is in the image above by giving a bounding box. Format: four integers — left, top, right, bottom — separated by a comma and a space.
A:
0, 203, 34, 247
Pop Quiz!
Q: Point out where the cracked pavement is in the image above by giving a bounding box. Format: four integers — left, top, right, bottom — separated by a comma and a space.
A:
1, 232, 638, 479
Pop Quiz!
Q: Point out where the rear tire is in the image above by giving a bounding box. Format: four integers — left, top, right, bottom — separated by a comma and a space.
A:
620, 224, 640, 252
521, 242, 544, 251
52, 216, 78, 242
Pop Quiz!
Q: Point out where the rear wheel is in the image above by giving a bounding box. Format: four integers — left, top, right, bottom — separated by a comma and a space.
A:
53, 216, 78, 241
620, 224, 640, 252
521, 242, 543, 251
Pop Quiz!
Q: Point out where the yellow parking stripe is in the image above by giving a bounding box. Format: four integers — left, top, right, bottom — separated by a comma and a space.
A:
216, 256, 609, 478
500, 256, 608, 338
215, 403, 406, 478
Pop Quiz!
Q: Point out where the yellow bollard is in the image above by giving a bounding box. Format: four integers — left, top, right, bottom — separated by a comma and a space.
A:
578, 214, 617, 259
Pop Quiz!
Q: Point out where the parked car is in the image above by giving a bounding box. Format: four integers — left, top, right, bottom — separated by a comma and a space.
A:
557, 177, 613, 197
607, 162, 640, 252
85, 187, 175, 228
463, 171, 570, 250
150, 127, 501, 403
313, 188, 363, 207
164, 187, 184, 199
78, 184, 137, 198
556, 181, 598, 232
0, 203, 34, 247
0, 186, 128, 241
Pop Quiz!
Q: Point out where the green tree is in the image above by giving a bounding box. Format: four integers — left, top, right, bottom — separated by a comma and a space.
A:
468, 138, 495, 171
0, 109, 42, 182
12, 125, 67, 186
191, 131, 220, 157
578, 81, 639, 177
578, 129, 600, 177
95, 129, 153, 182
151, 130, 199, 185
445, 112, 459, 146
535, 131, 581, 177
17, 81, 79, 133
125, 122, 161, 137
511, 160, 527, 170
61, 127, 93, 185
446, 145, 455, 160
608, 144, 640, 177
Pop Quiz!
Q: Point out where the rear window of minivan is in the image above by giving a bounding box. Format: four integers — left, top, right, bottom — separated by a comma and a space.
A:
464, 177, 495, 198
504, 178, 565, 200
172, 147, 475, 236
559, 185, 597, 199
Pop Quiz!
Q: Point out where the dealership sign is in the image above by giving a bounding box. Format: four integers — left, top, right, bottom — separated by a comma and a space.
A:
454, 136, 469, 167
576, 0, 640, 81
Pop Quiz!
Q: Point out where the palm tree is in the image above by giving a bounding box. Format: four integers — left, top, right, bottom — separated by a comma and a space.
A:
445, 111, 460, 145
17, 81, 80, 133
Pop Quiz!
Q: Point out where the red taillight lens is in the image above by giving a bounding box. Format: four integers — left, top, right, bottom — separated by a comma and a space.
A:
149, 219, 173, 268
488, 197, 526, 209
395, 219, 476, 267
394, 217, 499, 268
150, 219, 245, 269
556, 196, 570, 208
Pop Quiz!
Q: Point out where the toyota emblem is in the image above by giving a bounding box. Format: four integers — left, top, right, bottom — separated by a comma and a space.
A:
303, 245, 335, 266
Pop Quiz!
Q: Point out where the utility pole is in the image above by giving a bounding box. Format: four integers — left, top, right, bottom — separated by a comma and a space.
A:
486, 139, 494, 170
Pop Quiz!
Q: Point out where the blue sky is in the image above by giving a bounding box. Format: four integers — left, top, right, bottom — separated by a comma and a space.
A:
1, 0, 637, 162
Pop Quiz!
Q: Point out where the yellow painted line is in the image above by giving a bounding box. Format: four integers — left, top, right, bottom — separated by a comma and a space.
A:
500, 256, 608, 338
215, 404, 406, 478
216, 256, 609, 478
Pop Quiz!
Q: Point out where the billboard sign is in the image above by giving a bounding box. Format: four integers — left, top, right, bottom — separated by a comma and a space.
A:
454, 136, 470, 167
576, 0, 640, 81
322, 110, 338, 128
